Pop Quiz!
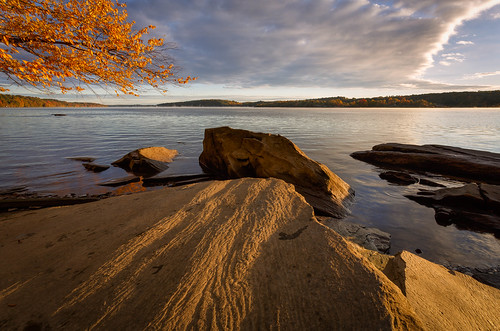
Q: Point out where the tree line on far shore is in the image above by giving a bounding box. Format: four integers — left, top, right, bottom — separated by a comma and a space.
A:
0, 94, 102, 108
1, 90, 499, 108
158, 90, 500, 108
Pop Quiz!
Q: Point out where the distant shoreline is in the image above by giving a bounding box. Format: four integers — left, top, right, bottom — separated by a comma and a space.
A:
1, 89, 499, 108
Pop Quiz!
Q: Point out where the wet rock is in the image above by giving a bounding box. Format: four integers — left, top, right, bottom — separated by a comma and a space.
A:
82, 163, 110, 172
112, 147, 178, 176
418, 178, 446, 188
406, 183, 500, 237
99, 176, 141, 187
318, 216, 391, 253
199, 127, 354, 218
444, 265, 500, 290
379, 171, 418, 185
66, 156, 96, 163
351, 143, 500, 184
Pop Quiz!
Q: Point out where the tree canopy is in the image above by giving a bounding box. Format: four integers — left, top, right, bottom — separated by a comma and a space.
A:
0, 0, 194, 95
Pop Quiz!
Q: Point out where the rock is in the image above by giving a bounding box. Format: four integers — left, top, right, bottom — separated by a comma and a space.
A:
379, 171, 418, 185
66, 156, 96, 163
318, 216, 391, 253
351, 143, 500, 184
142, 174, 214, 187
112, 147, 178, 176
406, 183, 500, 237
199, 127, 354, 218
0, 178, 424, 330
0, 196, 100, 211
418, 178, 446, 188
82, 163, 110, 172
99, 175, 141, 187
2, 178, 499, 330
382, 251, 500, 330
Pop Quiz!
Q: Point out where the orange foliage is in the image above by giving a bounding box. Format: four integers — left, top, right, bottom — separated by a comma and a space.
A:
0, 0, 195, 94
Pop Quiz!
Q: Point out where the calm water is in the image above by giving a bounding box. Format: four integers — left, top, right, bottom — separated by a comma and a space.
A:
1, 107, 499, 268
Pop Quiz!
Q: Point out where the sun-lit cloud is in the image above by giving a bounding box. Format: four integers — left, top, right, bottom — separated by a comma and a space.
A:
465, 70, 500, 79
456, 40, 475, 45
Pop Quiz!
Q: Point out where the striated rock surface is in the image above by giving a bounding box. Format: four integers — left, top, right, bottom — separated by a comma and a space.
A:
383, 251, 500, 330
199, 127, 353, 217
112, 146, 178, 176
351, 143, 500, 184
0, 178, 420, 330
1, 178, 499, 330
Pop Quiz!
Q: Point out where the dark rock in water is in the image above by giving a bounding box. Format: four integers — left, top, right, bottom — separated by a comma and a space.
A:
112, 147, 178, 176
199, 126, 354, 218
318, 216, 391, 253
406, 183, 500, 237
379, 171, 418, 185
351, 143, 500, 184
66, 156, 96, 163
142, 174, 214, 187
83, 163, 110, 172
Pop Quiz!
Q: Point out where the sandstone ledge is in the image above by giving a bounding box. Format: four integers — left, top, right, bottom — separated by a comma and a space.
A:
0, 178, 498, 330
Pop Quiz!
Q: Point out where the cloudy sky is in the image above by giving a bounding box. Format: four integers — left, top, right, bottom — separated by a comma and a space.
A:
12, 0, 500, 103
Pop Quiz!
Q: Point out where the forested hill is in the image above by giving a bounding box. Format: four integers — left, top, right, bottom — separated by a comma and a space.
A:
158, 90, 500, 108
0, 94, 103, 107
157, 99, 243, 107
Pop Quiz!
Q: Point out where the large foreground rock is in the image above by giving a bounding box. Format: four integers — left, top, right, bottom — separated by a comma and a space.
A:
199, 127, 353, 217
351, 143, 500, 184
112, 146, 178, 176
1, 178, 499, 330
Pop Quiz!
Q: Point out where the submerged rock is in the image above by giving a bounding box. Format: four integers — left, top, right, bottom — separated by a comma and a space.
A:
351, 143, 500, 184
199, 127, 354, 217
82, 163, 110, 172
318, 216, 391, 253
379, 171, 418, 185
112, 147, 178, 176
66, 156, 96, 163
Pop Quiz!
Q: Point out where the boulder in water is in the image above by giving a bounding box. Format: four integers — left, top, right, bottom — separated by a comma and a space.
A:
112, 147, 178, 176
199, 127, 353, 217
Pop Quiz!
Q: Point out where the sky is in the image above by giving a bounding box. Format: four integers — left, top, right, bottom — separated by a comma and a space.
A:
8, 0, 500, 104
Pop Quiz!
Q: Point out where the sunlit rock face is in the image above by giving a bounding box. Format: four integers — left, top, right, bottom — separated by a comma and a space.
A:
112, 146, 178, 176
199, 126, 354, 218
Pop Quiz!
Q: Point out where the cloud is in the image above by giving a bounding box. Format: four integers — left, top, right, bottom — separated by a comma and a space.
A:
465, 70, 500, 79
440, 52, 465, 64
456, 40, 475, 45
125, 0, 499, 90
